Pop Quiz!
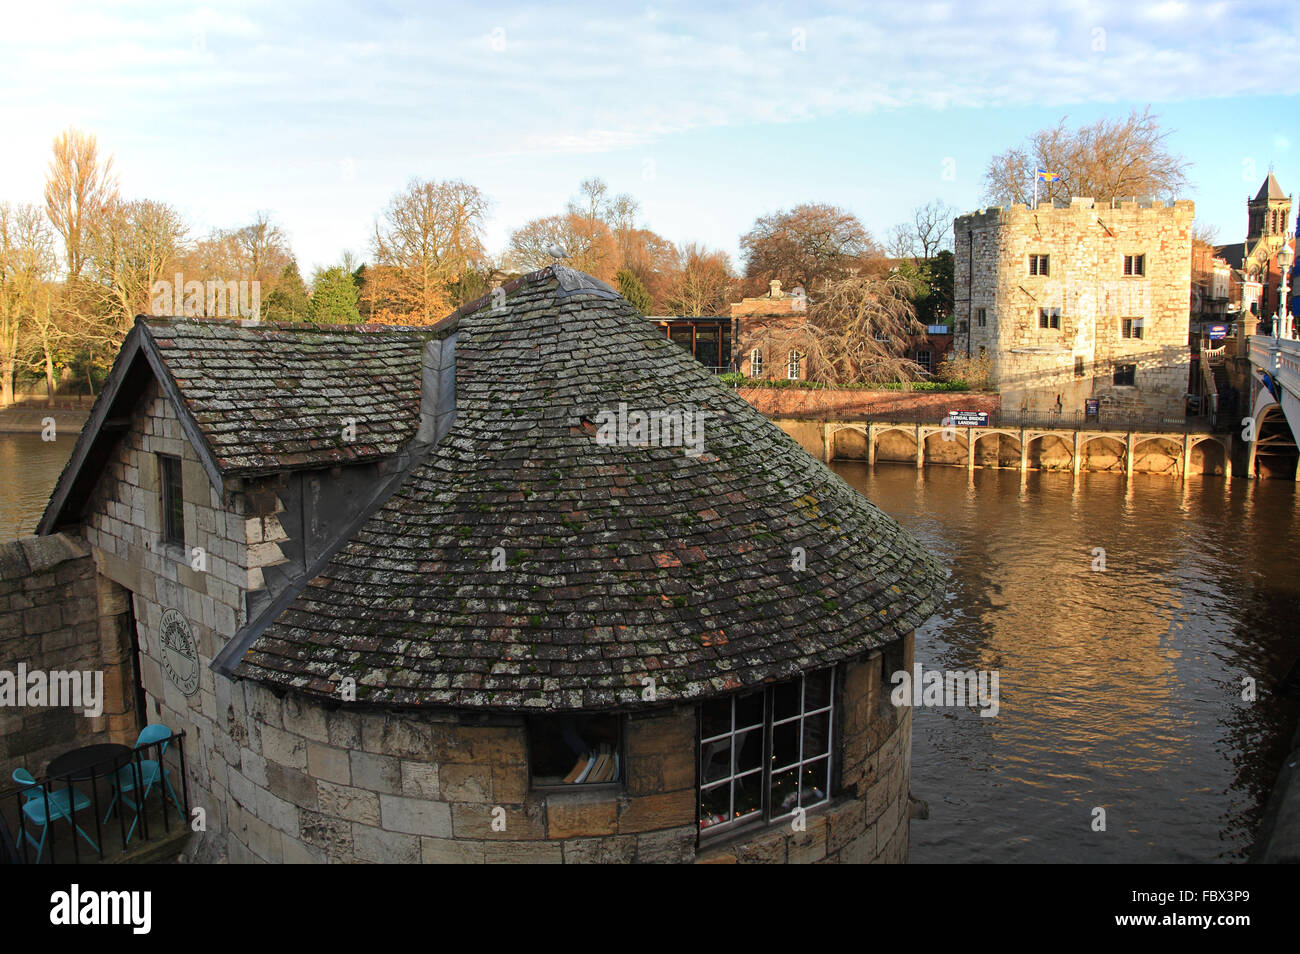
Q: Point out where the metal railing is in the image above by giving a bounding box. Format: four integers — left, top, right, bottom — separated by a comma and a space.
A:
1, 731, 189, 864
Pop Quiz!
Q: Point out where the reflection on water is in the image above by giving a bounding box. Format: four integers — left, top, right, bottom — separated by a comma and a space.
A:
0, 433, 75, 541
831, 462, 1300, 863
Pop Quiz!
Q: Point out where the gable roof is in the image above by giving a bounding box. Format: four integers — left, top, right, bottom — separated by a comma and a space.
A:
39, 317, 433, 533
143, 317, 432, 474
231, 265, 946, 712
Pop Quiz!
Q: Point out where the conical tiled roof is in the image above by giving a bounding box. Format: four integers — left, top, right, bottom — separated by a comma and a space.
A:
234, 266, 945, 710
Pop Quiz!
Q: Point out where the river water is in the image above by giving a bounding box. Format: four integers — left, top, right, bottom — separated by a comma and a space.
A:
0, 432, 75, 541
0, 434, 1295, 862
831, 462, 1300, 863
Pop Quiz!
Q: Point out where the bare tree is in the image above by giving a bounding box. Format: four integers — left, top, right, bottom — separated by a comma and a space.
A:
750, 275, 925, 385
83, 198, 188, 344
507, 212, 617, 281
43, 128, 118, 280
888, 200, 957, 262
0, 204, 57, 405
371, 178, 489, 322
740, 203, 881, 293
663, 243, 732, 316
983, 107, 1191, 206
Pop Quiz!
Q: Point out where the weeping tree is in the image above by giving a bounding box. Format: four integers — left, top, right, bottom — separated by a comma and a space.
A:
750, 274, 926, 385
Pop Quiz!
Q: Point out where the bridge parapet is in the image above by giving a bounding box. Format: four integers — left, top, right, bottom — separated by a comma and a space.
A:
1249, 336, 1300, 393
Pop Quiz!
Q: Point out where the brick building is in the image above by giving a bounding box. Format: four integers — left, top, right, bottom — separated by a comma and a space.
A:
732, 280, 808, 379
22, 265, 945, 864
953, 198, 1195, 418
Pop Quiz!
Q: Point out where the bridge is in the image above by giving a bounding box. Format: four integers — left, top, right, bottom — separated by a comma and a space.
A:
1246, 335, 1300, 479
819, 419, 1231, 479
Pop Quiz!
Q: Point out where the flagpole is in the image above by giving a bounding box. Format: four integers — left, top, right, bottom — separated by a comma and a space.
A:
1033, 172, 1039, 210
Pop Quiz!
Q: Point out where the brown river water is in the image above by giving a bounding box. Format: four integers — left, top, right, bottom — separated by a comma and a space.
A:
1, 434, 1296, 862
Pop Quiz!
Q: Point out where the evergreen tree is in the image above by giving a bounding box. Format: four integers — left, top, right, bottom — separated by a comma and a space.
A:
262, 261, 310, 322
616, 267, 653, 315
308, 266, 361, 324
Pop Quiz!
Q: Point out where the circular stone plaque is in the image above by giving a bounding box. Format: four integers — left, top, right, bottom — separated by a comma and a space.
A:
159, 608, 200, 696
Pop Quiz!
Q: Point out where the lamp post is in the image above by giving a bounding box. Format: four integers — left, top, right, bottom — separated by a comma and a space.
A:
1278, 237, 1294, 339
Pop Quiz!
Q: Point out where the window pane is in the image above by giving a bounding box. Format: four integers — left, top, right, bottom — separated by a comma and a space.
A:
735, 726, 762, 774
802, 711, 831, 758
801, 758, 830, 806
733, 776, 762, 822
701, 698, 730, 740
772, 720, 799, 769
701, 736, 732, 783
805, 670, 832, 710
735, 690, 763, 729
771, 767, 799, 816
772, 680, 800, 722
700, 782, 730, 830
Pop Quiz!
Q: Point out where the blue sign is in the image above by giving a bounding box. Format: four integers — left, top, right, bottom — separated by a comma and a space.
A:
1208, 325, 1228, 340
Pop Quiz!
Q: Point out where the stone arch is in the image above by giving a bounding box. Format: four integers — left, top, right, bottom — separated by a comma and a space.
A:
922, 428, 968, 466
1129, 436, 1182, 475
971, 429, 1020, 468
873, 425, 919, 464
1189, 436, 1227, 476
1025, 433, 1073, 470
1079, 434, 1126, 471
1253, 405, 1298, 479
828, 424, 869, 461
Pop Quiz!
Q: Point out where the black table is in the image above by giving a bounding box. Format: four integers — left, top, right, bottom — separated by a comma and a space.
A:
46, 743, 132, 782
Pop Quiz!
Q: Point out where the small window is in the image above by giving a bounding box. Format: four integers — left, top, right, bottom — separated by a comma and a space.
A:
1074, 356, 1085, 378
787, 350, 802, 380
1124, 254, 1146, 277
699, 668, 834, 834
916, 349, 932, 372
1113, 363, 1136, 387
957, 320, 968, 334
159, 454, 184, 547
1120, 318, 1144, 339
750, 348, 763, 377
976, 308, 987, 328
1038, 307, 1061, 330
529, 715, 622, 787
1029, 254, 1050, 277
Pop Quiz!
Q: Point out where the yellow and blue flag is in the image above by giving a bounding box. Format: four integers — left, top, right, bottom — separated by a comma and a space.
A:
1036, 168, 1061, 183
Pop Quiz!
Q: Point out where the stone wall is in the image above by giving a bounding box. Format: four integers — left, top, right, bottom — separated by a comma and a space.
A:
0, 533, 137, 781
955, 198, 1194, 417
206, 641, 912, 864
740, 388, 1000, 421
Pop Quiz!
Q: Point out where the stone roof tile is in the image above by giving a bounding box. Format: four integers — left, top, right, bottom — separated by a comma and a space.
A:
234, 267, 946, 711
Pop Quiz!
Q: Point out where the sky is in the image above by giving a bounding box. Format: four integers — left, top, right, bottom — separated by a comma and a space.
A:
1, 0, 1298, 275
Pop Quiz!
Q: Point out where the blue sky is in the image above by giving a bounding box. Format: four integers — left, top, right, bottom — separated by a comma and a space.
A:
1, 0, 1297, 274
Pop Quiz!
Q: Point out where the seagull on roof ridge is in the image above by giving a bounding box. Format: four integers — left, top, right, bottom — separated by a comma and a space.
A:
545, 243, 570, 260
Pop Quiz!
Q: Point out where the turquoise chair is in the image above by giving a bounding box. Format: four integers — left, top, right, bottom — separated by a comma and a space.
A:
103, 724, 184, 844
12, 768, 98, 862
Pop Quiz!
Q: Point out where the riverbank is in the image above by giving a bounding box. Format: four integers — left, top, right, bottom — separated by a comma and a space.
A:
0, 407, 89, 434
